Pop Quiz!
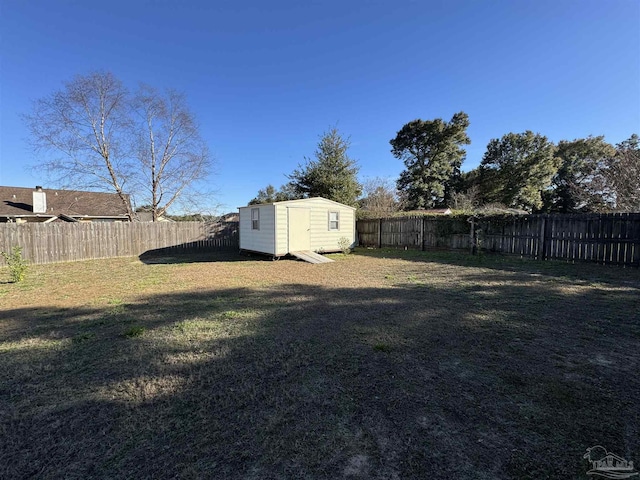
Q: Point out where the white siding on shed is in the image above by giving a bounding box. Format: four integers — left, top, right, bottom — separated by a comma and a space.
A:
274, 205, 289, 256
306, 200, 355, 252
239, 197, 356, 256
239, 204, 276, 254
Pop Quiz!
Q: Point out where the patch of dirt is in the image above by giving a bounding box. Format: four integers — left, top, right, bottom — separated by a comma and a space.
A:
343, 454, 370, 477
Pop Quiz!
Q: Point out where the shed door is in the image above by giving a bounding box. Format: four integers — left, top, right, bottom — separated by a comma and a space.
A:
288, 208, 311, 251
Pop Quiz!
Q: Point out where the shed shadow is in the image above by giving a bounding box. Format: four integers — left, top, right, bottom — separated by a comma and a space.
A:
138, 249, 247, 264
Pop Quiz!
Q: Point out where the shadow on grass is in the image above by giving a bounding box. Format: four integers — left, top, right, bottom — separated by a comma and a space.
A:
139, 249, 265, 264
355, 247, 640, 287
2, 269, 639, 478
139, 250, 328, 265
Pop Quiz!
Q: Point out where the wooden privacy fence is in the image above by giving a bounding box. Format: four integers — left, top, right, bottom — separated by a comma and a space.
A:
357, 213, 640, 267
0, 221, 239, 265
358, 216, 470, 251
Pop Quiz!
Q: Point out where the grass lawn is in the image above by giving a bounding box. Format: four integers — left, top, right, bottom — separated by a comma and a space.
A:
1, 249, 639, 479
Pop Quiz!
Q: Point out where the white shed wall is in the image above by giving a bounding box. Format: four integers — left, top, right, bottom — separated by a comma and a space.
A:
275, 198, 355, 253
239, 204, 276, 255
308, 202, 355, 252
240, 197, 356, 256
274, 205, 289, 256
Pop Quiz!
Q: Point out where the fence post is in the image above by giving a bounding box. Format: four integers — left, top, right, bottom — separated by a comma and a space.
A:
378, 218, 382, 248
469, 216, 476, 255
538, 215, 546, 260
421, 217, 425, 251
541, 215, 550, 260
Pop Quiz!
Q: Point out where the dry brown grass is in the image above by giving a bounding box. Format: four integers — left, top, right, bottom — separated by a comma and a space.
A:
1, 249, 639, 479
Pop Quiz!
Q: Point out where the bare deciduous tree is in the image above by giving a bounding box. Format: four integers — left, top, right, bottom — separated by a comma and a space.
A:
450, 184, 481, 212
133, 85, 211, 221
25, 71, 134, 218
601, 134, 640, 212
24, 71, 213, 221
359, 177, 403, 218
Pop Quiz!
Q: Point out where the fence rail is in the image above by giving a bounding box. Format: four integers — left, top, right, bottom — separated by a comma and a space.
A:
357, 213, 640, 267
0, 221, 239, 265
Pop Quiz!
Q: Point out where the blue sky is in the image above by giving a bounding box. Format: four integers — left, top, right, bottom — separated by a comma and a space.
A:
1, 0, 638, 214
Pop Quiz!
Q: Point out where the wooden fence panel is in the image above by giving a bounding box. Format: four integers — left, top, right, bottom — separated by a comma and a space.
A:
356, 213, 640, 267
0, 221, 239, 265
536, 213, 640, 266
380, 217, 421, 248
422, 219, 437, 249
356, 219, 379, 247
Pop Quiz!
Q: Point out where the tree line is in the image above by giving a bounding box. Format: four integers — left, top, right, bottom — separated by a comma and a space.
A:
251, 113, 638, 216
24, 71, 637, 219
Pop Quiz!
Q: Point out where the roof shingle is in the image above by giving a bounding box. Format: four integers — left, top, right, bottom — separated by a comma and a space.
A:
0, 186, 130, 218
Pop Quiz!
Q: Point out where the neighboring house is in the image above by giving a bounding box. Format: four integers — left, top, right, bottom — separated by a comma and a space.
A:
238, 197, 356, 258
219, 212, 239, 223
406, 208, 452, 215
0, 186, 131, 223
134, 211, 175, 222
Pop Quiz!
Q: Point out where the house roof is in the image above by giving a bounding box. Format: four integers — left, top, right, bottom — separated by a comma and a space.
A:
219, 212, 239, 222
0, 186, 130, 218
405, 208, 452, 215
134, 211, 175, 222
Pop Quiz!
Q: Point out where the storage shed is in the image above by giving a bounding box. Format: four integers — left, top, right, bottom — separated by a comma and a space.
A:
238, 197, 356, 260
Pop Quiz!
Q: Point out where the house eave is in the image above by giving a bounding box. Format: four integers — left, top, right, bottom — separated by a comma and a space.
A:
1, 214, 129, 221
70, 215, 129, 219
1, 214, 56, 219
